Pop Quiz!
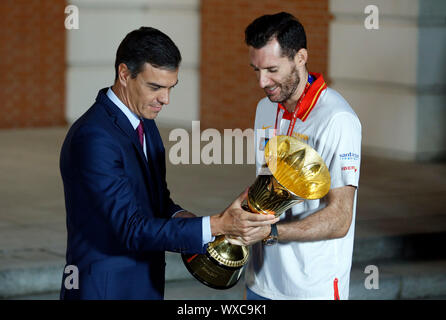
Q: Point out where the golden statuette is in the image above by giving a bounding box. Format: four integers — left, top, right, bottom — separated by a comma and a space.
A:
182, 135, 331, 289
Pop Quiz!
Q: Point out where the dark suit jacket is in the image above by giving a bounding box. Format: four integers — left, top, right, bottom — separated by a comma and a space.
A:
59, 88, 206, 300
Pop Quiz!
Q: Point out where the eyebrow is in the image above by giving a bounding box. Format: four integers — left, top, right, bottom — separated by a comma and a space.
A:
250, 63, 277, 70
146, 79, 179, 89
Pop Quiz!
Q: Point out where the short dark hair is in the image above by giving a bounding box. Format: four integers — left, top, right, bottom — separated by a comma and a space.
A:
114, 26, 181, 80
245, 12, 306, 60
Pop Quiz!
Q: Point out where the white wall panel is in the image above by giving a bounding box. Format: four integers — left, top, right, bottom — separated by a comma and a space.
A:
328, 0, 425, 160
66, 66, 114, 123
332, 82, 417, 156
67, 10, 146, 65
329, 22, 418, 86
66, 0, 200, 127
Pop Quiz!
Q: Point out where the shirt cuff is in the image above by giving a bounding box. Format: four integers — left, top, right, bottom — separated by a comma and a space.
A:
202, 216, 215, 246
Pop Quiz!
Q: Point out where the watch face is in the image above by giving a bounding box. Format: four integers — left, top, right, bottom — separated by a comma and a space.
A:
264, 236, 278, 246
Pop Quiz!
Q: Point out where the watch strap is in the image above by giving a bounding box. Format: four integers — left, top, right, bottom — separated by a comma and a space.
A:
263, 223, 278, 246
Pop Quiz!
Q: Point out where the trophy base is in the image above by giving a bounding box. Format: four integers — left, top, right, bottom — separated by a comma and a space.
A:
181, 251, 245, 290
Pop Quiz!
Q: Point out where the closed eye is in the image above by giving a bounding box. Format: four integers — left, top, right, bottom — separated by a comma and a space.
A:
148, 84, 161, 91
146, 80, 178, 91
250, 64, 277, 73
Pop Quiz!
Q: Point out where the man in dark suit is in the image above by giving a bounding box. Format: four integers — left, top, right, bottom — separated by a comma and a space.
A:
59, 27, 277, 300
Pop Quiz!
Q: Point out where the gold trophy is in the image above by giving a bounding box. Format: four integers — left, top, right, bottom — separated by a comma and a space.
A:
182, 135, 331, 289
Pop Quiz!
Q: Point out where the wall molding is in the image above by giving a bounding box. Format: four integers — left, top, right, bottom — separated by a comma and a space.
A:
331, 77, 446, 96
67, 62, 199, 70
332, 13, 446, 27
69, 0, 199, 11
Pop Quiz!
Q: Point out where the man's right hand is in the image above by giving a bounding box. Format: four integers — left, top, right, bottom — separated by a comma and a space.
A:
210, 188, 279, 239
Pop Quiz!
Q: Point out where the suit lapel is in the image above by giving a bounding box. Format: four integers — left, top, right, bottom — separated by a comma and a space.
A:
98, 90, 158, 206
112, 108, 150, 169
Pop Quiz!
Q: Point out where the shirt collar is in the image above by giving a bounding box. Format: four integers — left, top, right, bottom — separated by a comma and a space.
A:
278, 72, 327, 122
106, 87, 141, 130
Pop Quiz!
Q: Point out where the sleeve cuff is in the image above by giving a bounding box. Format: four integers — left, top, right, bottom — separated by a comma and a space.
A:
202, 216, 215, 246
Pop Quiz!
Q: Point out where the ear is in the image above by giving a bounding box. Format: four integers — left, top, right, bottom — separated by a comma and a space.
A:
117, 63, 131, 87
293, 48, 308, 67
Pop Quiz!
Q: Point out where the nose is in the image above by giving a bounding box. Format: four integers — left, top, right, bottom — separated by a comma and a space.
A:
258, 70, 272, 89
158, 89, 170, 105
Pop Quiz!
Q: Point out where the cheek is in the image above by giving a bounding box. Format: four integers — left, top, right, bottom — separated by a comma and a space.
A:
138, 88, 155, 106
277, 73, 292, 87
267, 76, 281, 87
132, 84, 144, 102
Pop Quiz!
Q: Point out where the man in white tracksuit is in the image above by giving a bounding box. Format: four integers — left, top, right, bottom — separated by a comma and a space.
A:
240, 12, 362, 300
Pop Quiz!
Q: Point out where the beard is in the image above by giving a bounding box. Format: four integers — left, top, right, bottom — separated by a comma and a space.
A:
266, 65, 300, 104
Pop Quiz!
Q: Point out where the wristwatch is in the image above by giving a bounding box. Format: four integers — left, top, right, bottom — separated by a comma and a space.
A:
263, 223, 278, 246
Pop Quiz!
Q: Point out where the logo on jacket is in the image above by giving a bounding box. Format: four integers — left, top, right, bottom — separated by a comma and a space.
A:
339, 152, 360, 161
341, 166, 358, 172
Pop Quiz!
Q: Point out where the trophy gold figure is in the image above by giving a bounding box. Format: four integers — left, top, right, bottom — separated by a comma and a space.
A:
182, 135, 331, 289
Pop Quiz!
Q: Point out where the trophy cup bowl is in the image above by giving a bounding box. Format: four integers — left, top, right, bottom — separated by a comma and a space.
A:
181, 135, 331, 289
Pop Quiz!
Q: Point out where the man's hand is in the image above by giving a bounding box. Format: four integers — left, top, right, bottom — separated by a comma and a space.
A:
226, 224, 272, 246
210, 188, 279, 239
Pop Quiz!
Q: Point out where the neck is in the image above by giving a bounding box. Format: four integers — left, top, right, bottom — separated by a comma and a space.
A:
282, 69, 309, 113
112, 83, 124, 102
112, 83, 132, 111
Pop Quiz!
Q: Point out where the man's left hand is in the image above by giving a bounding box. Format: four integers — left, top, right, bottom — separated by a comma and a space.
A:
226, 224, 271, 246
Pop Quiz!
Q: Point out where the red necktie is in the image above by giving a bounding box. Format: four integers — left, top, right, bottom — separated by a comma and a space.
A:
136, 120, 144, 147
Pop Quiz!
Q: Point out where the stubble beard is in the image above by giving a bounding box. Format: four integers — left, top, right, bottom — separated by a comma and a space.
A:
268, 65, 300, 104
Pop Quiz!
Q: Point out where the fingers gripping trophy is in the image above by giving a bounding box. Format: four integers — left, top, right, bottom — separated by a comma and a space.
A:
182, 135, 331, 289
